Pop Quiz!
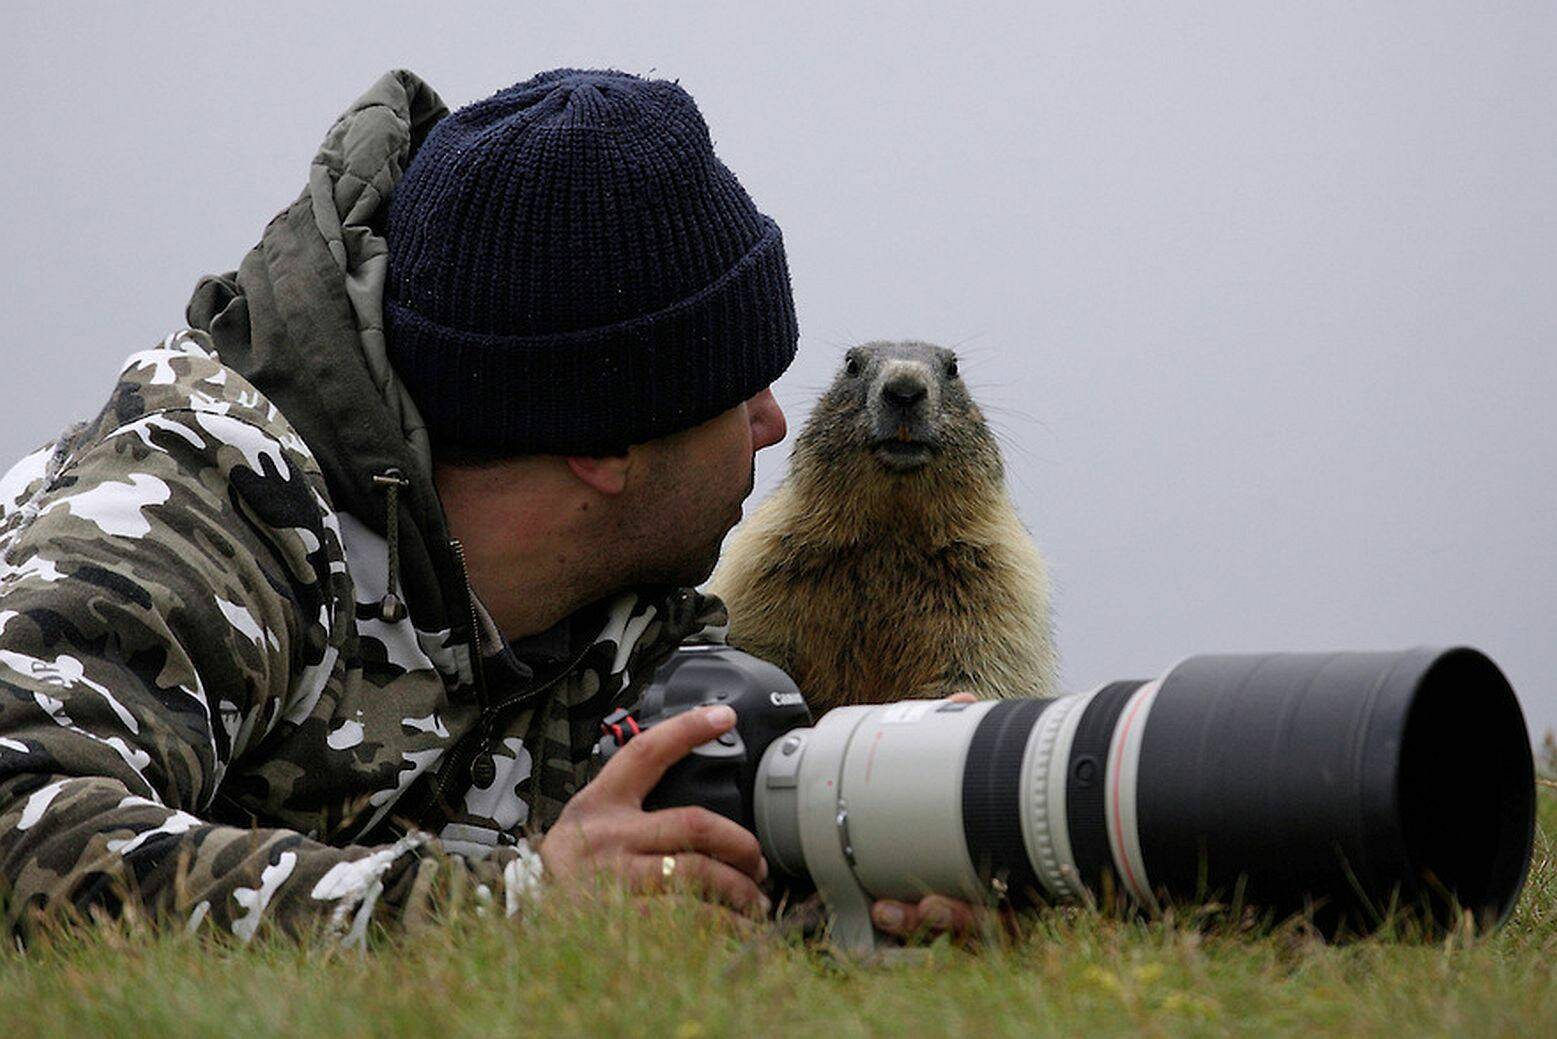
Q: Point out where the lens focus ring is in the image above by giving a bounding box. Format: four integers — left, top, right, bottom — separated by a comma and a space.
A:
962, 698, 1054, 905
1023, 691, 1092, 903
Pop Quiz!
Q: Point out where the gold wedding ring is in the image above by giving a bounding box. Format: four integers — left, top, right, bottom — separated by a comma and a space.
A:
661, 854, 677, 879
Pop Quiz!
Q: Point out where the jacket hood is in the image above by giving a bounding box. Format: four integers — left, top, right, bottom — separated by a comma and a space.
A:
186, 70, 457, 632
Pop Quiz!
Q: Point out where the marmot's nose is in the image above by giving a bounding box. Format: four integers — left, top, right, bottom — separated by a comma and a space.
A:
881, 375, 928, 410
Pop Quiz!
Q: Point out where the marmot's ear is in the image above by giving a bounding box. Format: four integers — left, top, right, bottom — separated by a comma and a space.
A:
564, 453, 632, 496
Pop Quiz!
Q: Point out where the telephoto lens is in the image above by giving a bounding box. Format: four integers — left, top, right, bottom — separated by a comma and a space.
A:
609, 644, 1535, 953
751, 646, 1534, 951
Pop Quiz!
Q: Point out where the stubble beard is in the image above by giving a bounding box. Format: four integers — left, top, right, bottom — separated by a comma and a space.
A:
596, 457, 752, 593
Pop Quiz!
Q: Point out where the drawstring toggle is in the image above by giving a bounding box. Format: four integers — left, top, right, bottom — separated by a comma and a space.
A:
371, 469, 412, 623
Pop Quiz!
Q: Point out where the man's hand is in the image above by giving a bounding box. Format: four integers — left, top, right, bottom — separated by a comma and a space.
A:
538, 704, 771, 917
870, 893, 994, 940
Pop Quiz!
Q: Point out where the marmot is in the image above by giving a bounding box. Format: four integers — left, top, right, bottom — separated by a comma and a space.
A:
707, 340, 1057, 713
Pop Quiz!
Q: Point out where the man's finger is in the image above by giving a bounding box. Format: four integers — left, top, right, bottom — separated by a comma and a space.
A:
590, 705, 737, 805
632, 852, 771, 917
871, 894, 982, 937
632, 805, 769, 883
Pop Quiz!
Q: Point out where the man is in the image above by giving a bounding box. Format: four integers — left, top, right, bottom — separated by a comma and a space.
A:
0, 68, 976, 943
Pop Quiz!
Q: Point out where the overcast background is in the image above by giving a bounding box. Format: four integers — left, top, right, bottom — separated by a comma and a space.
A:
4, 2, 1554, 737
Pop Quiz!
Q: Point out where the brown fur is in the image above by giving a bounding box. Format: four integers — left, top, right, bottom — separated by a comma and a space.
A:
707, 341, 1056, 712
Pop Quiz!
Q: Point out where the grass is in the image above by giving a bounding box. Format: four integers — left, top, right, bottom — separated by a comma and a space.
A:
3, 790, 1555, 1038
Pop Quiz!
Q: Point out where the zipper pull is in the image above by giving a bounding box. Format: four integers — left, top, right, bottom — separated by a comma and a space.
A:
470, 742, 497, 788
469, 709, 498, 789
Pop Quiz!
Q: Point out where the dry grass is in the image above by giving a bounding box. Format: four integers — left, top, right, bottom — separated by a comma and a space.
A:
2, 792, 1553, 1038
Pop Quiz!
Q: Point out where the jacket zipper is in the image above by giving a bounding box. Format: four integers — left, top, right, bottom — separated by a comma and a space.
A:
435, 537, 492, 805
426, 538, 593, 815
448, 537, 490, 711
420, 647, 594, 826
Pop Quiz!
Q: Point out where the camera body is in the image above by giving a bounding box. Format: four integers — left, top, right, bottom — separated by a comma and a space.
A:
593, 643, 813, 827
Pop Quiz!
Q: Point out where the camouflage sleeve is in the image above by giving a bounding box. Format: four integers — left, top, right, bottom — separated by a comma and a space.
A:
0, 397, 540, 943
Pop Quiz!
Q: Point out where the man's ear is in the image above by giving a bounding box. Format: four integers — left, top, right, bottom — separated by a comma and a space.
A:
564, 452, 633, 496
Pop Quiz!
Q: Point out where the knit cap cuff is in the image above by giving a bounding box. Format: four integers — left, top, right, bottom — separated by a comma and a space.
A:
385, 217, 798, 456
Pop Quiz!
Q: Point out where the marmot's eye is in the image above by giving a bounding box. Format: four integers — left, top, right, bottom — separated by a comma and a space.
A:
945, 359, 959, 379
845, 357, 862, 377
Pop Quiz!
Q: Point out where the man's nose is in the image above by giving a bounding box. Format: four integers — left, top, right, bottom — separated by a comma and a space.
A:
750, 388, 786, 450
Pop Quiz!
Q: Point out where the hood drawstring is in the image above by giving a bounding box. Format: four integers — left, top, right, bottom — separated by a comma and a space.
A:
371, 469, 411, 623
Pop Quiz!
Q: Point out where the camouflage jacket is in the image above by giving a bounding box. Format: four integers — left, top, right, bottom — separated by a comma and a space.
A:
0, 71, 726, 943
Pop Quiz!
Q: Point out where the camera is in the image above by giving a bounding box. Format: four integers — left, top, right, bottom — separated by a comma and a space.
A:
594, 643, 1535, 952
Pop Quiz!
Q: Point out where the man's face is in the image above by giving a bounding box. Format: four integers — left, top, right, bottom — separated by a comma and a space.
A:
616, 387, 787, 587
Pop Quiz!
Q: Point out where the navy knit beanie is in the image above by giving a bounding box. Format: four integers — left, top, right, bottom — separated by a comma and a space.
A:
383, 68, 799, 457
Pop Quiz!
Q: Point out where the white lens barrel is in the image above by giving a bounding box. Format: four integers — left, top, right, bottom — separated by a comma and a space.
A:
754, 689, 1166, 919
839, 699, 995, 903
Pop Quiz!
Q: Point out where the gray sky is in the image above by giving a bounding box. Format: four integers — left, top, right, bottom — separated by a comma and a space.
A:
4, 2, 1555, 737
